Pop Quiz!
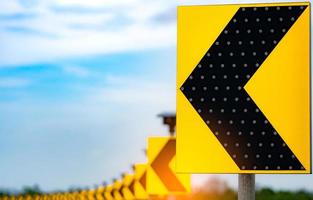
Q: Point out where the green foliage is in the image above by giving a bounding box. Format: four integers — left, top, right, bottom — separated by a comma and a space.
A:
256, 188, 313, 200
21, 185, 42, 196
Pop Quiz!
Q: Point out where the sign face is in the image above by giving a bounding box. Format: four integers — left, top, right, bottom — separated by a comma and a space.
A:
121, 174, 135, 200
147, 137, 191, 195
104, 185, 114, 200
177, 2, 311, 173
130, 164, 148, 200
112, 180, 123, 200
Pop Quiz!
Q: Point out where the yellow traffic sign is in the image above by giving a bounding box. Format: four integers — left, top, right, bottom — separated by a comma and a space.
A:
120, 174, 135, 200
147, 137, 191, 194
177, 2, 311, 174
104, 185, 114, 200
112, 180, 123, 200
130, 164, 148, 200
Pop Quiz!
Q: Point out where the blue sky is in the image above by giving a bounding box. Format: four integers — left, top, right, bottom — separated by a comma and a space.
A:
0, 0, 312, 192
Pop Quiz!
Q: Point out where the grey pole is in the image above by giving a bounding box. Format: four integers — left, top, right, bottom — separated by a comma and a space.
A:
238, 174, 255, 200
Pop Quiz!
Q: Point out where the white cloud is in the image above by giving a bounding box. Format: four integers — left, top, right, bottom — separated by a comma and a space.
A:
0, 77, 32, 88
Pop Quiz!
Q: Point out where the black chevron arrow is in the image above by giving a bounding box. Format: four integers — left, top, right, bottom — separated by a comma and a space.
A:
180, 5, 307, 170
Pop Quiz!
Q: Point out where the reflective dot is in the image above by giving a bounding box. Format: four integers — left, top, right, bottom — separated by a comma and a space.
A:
218, 52, 222, 56
209, 64, 213, 68
192, 86, 196, 91
256, 154, 260, 158
259, 143, 263, 147
224, 30, 228, 34
265, 166, 269, 170
247, 29, 251, 34
220, 109, 224, 113
264, 51, 268, 56
280, 154, 283, 158
212, 75, 216, 79
253, 7, 257, 11
270, 29, 275, 33
214, 86, 219, 90
273, 131, 277, 136
221, 63, 225, 68
289, 166, 293, 170
223, 75, 227, 79
270, 143, 275, 147
256, 18, 260, 22
198, 109, 202, 113
243, 108, 248, 112
215, 41, 219, 45
229, 52, 234, 56
277, 6, 280, 10
226, 131, 231, 135
282, 29, 286, 33
227, 41, 231, 45
233, 154, 237, 158
232, 63, 236, 68
244, 154, 248, 158
268, 17, 271, 22
250, 131, 254, 135
291, 17, 295, 21
232, 109, 236, 113
223, 97, 227, 101
264, 120, 268, 124
223, 143, 228, 147
236, 30, 240, 34
181, 87, 184, 91
255, 108, 259, 112
253, 52, 256, 56
242, 166, 246, 170
229, 120, 233, 124
261, 40, 266, 44
288, 6, 292, 10
207, 53, 211, 57
189, 98, 193, 102
250, 41, 254, 45
261, 131, 266, 135
241, 52, 245, 56
215, 131, 219, 136
206, 120, 210, 124
201, 75, 204, 79
238, 86, 242, 90
244, 63, 248, 67
252, 120, 256, 124
235, 97, 239, 101
273, 40, 277, 44
244, 18, 248, 22
241, 120, 245, 124
246, 74, 251, 79
268, 154, 272, 158
235, 75, 239, 79
235, 143, 239, 147
259, 29, 263, 33
279, 17, 283, 22
265, 7, 269, 11
238, 41, 242, 45
211, 98, 216, 102
253, 166, 257, 170
233, 18, 237, 23
226, 86, 230, 90
247, 143, 251, 147
209, 109, 213, 113
198, 64, 202, 68
238, 131, 242, 135
277, 166, 281, 170
189, 76, 193, 80
203, 86, 207, 91
246, 97, 251, 101
218, 120, 222, 124
200, 98, 204, 102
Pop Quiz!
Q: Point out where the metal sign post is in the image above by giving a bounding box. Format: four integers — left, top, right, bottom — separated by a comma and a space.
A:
238, 174, 255, 200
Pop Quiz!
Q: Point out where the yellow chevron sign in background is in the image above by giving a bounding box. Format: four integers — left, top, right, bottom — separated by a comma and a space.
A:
147, 137, 190, 195
176, 2, 311, 174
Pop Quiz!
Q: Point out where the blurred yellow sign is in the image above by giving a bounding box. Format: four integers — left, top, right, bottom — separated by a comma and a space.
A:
176, 2, 311, 174
147, 137, 191, 195
130, 164, 148, 200
121, 174, 135, 200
